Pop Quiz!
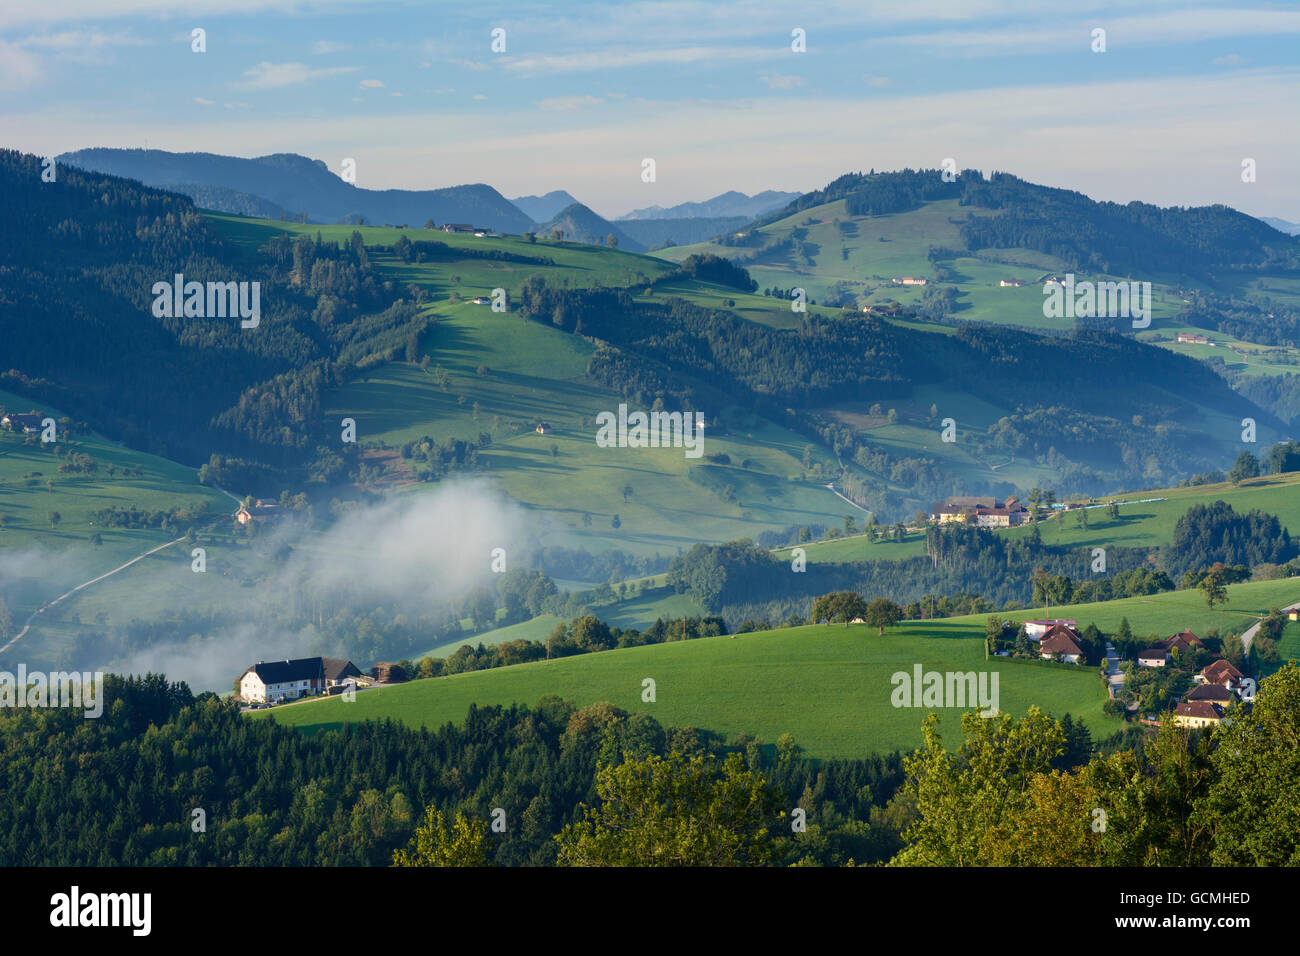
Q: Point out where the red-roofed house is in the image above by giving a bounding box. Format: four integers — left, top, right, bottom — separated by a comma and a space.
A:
1174, 700, 1223, 729
1040, 628, 1085, 663
1197, 658, 1244, 690
1163, 630, 1203, 655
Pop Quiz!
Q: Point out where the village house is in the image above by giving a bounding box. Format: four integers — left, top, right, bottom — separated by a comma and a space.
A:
1040, 627, 1085, 663
931, 496, 1029, 527
1, 411, 46, 433
535, 422, 553, 435
1138, 647, 1168, 667
442, 223, 477, 233
238, 656, 362, 703
471, 296, 492, 305
999, 279, 1026, 287
1176, 333, 1209, 345
1196, 658, 1244, 690
1186, 682, 1233, 704
1162, 629, 1203, 656
235, 500, 281, 526
1174, 700, 1223, 729
1024, 619, 1079, 640
892, 277, 927, 286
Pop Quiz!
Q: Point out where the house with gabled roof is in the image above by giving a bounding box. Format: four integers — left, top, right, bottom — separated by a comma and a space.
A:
1186, 682, 1233, 704
1, 411, 46, 433
1174, 700, 1223, 729
237, 656, 363, 703
1024, 619, 1078, 640
1040, 628, 1085, 664
1197, 658, 1244, 690
1138, 647, 1168, 667
1163, 629, 1203, 656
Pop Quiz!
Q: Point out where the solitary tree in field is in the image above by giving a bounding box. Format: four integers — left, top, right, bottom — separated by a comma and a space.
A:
1199, 569, 1228, 610
48, 511, 61, 529
810, 591, 868, 626
865, 597, 903, 636
623, 483, 634, 503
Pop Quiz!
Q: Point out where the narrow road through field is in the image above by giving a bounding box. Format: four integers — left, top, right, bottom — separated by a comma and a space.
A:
1240, 599, 1300, 653
0, 535, 186, 655
0, 484, 244, 656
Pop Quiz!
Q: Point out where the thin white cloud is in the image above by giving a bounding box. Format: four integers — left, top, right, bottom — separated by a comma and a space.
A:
312, 39, 349, 54
194, 96, 214, 105
0, 38, 42, 90
238, 61, 359, 90
359, 78, 385, 88
1212, 53, 1246, 65
0, 0, 392, 29
502, 45, 774, 75
760, 73, 804, 90
537, 94, 603, 110
886, 8, 1300, 56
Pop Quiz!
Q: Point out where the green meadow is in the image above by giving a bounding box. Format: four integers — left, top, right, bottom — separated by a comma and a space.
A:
257, 575, 1299, 758
258, 619, 1114, 759
0, 387, 231, 621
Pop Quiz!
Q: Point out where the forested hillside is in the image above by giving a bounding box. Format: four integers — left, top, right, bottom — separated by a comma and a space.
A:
1, 149, 424, 480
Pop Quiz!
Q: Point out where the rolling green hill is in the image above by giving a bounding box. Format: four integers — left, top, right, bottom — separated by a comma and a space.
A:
257, 575, 1300, 758
259, 619, 1115, 758
656, 177, 1300, 369
0, 386, 232, 627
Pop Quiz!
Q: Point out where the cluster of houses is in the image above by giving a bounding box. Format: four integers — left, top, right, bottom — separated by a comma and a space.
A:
1176, 333, 1211, 345
891, 277, 928, 286
999, 278, 1026, 287
441, 223, 492, 237
931, 496, 1032, 528
1010, 620, 1251, 729
0, 411, 47, 434
1133, 628, 1252, 728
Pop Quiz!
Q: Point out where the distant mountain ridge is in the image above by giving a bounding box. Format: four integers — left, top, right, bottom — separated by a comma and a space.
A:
618, 216, 751, 249
57, 148, 536, 233
1260, 216, 1300, 236
538, 202, 645, 252
619, 189, 800, 221
509, 190, 581, 223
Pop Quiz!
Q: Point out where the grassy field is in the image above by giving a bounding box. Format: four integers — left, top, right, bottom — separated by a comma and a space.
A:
256, 575, 1298, 759
1002, 471, 1300, 554
0, 387, 232, 624
989, 576, 1300, 640
654, 197, 1295, 370
257, 619, 1115, 758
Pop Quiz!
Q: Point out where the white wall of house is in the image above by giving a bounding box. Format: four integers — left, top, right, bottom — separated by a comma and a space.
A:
240, 672, 266, 702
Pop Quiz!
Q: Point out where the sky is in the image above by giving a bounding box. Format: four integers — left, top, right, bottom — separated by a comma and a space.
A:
1, 0, 1298, 220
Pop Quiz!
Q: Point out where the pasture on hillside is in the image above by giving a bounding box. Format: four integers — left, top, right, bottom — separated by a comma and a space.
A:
258, 619, 1115, 759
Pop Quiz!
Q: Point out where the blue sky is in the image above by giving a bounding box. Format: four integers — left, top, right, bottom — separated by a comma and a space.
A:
2, 0, 1298, 219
